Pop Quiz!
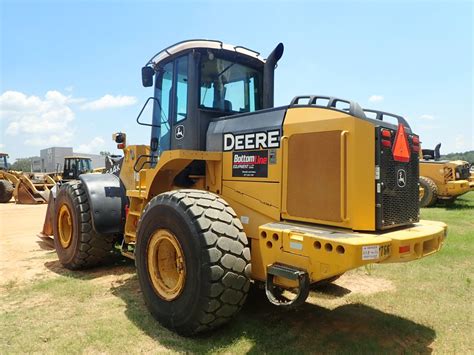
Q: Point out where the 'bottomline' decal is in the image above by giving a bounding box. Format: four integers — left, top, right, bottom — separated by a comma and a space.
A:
232, 150, 268, 178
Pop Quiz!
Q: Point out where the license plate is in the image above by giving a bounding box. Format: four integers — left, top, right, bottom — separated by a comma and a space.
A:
362, 244, 391, 260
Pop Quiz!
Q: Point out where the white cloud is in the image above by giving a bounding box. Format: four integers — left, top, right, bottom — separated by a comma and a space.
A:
0, 90, 136, 150
80, 94, 137, 110
0, 90, 75, 145
420, 114, 435, 121
0, 143, 4, 149
368, 95, 384, 103
76, 136, 105, 154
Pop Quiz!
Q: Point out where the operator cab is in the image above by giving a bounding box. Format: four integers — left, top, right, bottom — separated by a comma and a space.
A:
63, 156, 92, 180
0, 153, 8, 170
140, 40, 283, 155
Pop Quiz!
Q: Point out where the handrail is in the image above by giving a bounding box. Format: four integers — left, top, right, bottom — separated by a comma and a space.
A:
340, 131, 349, 222
136, 97, 160, 128
363, 109, 411, 129
133, 154, 157, 172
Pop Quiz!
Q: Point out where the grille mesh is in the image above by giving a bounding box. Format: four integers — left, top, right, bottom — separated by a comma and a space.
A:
456, 164, 471, 180
376, 129, 419, 229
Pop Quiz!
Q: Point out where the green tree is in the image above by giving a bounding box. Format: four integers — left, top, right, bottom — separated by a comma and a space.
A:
10, 157, 34, 172
441, 151, 474, 164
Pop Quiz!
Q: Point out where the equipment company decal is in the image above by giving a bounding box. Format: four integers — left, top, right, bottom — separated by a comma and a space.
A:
232, 150, 268, 178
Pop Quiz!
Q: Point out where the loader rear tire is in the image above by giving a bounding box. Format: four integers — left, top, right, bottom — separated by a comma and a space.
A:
136, 189, 251, 336
419, 176, 438, 207
0, 179, 14, 203
53, 181, 116, 270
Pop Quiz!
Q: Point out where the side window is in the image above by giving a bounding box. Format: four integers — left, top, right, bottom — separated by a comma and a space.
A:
175, 56, 188, 123
159, 62, 173, 153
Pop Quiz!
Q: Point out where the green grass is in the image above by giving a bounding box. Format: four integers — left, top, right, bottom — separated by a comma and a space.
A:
1, 193, 473, 354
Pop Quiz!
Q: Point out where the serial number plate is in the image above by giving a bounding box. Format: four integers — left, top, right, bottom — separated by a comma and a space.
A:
362, 244, 391, 260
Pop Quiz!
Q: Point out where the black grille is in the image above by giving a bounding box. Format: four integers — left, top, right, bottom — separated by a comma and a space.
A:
376, 128, 419, 230
456, 164, 471, 180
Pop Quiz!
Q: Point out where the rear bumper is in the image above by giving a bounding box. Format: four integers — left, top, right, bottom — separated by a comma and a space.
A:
442, 180, 470, 197
258, 220, 447, 286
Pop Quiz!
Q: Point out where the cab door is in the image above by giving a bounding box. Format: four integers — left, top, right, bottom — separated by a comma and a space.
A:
153, 55, 191, 154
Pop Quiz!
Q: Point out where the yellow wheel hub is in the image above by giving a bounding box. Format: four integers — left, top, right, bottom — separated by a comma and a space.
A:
147, 229, 186, 301
419, 186, 425, 201
58, 204, 73, 248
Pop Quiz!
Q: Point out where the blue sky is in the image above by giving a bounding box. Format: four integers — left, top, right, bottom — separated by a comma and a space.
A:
1, 0, 472, 161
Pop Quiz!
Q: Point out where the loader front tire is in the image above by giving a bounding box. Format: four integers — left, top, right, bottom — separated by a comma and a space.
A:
419, 176, 438, 207
0, 179, 14, 203
136, 190, 251, 336
53, 181, 116, 270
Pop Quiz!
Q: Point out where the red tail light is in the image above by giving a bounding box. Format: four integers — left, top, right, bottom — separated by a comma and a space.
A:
381, 129, 391, 138
392, 124, 411, 162
411, 135, 420, 152
399, 245, 410, 253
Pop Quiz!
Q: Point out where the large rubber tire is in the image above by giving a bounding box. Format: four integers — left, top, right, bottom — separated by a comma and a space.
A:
53, 181, 116, 270
419, 176, 438, 207
0, 179, 14, 203
136, 189, 251, 336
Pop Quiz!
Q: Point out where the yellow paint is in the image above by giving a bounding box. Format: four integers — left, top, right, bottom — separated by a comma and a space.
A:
282, 107, 375, 230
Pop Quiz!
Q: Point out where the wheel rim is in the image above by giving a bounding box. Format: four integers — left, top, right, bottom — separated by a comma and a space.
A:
147, 229, 186, 301
58, 204, 73, 248
419, 186, 425, 201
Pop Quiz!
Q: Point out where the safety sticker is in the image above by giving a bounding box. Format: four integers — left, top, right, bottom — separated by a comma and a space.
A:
362, 245, 379, 260
290, 242, 303, 250
232, 150, 268, 178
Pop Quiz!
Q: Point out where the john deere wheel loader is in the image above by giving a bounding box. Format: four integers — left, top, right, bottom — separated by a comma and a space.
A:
41, 40, 447, 336
419, 143, 472, 207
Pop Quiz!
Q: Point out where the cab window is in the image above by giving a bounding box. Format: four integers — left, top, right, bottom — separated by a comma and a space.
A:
158, 62, 173, 153
200, 56, 262, 113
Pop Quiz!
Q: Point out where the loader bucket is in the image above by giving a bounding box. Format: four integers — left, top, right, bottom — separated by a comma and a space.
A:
38, 187, 58, 239
14, 174, 54, 204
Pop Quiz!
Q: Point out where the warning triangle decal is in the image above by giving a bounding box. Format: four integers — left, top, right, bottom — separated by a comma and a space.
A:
392, 124, 411, 162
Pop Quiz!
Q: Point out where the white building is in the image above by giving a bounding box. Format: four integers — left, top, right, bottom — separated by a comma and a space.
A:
32, 147, 104, 172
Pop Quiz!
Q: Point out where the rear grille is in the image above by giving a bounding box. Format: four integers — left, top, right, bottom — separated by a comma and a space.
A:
456, 164, 471, 180
376, 128, 419, 230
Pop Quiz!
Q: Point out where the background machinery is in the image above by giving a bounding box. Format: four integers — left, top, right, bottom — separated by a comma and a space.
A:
59, 156, 94, 181
41, 40, 447, 336
0, 154, 94, 204
419, 143, 473, 207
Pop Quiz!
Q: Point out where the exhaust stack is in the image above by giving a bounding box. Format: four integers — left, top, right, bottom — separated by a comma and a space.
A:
263, 43, 284, 109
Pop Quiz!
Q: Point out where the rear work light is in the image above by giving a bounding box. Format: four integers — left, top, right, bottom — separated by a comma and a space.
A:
381, 129, 392, 148
392, 124, 411, 162
411, 135, 420, 152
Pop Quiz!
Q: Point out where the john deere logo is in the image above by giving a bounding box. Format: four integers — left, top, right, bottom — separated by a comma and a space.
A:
175, 125, 185, 140
397, 169, 407, 188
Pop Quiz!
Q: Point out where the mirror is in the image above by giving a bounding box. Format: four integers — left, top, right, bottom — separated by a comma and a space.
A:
142, 66, 154, 87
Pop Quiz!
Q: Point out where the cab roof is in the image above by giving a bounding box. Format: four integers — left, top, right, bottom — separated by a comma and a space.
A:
146, 39, 265, 67
64, 156, 92, 160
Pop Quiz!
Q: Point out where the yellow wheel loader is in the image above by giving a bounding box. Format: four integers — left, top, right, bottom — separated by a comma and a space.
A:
419, 143, 472, 207
0, 154, 94, 204
41, 40, 447, 336
0, 153, 16, 203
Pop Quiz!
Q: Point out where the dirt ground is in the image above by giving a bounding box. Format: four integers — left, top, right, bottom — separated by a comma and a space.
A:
0, 201, 394, 295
